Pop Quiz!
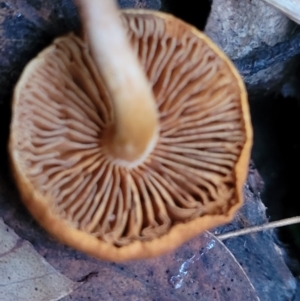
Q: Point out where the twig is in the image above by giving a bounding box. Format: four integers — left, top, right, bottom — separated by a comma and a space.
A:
216, 216, 300, 241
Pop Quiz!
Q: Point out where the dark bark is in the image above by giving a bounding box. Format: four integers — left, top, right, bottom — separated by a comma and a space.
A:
234, 33, 300, 77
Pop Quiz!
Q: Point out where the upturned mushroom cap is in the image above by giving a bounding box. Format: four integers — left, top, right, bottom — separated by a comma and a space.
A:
9, 10, 252, 261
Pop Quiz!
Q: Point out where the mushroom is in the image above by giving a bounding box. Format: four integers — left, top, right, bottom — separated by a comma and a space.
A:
9, 1, 252, 261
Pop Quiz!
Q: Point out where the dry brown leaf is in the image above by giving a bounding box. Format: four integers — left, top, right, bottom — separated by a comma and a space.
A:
0, 1, 298, 300
46, 231, 260, 301
0, 218, 79, 301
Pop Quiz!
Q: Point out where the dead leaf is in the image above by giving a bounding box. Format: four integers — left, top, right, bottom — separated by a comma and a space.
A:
0, 218, 79, 301
39, 231, 259, 301
0, 163, 294, 300
215, 164, 297, 301
0, 1, 299, 300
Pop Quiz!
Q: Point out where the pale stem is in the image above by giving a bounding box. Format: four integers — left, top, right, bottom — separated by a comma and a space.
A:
76, 0, 159, 166
216, 216, 300, 240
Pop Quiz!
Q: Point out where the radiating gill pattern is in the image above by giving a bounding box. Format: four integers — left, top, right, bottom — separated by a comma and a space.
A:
14, 13, 246, 246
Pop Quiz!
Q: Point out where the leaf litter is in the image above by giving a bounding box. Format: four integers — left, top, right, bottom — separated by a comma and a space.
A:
0, 219, 80, 301
0, 0, 298, 299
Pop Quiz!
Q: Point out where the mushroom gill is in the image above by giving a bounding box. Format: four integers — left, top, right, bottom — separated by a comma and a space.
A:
9, 10, 252, 261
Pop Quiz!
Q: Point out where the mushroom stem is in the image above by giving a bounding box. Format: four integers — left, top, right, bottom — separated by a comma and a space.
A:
77, 0, 159, 166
